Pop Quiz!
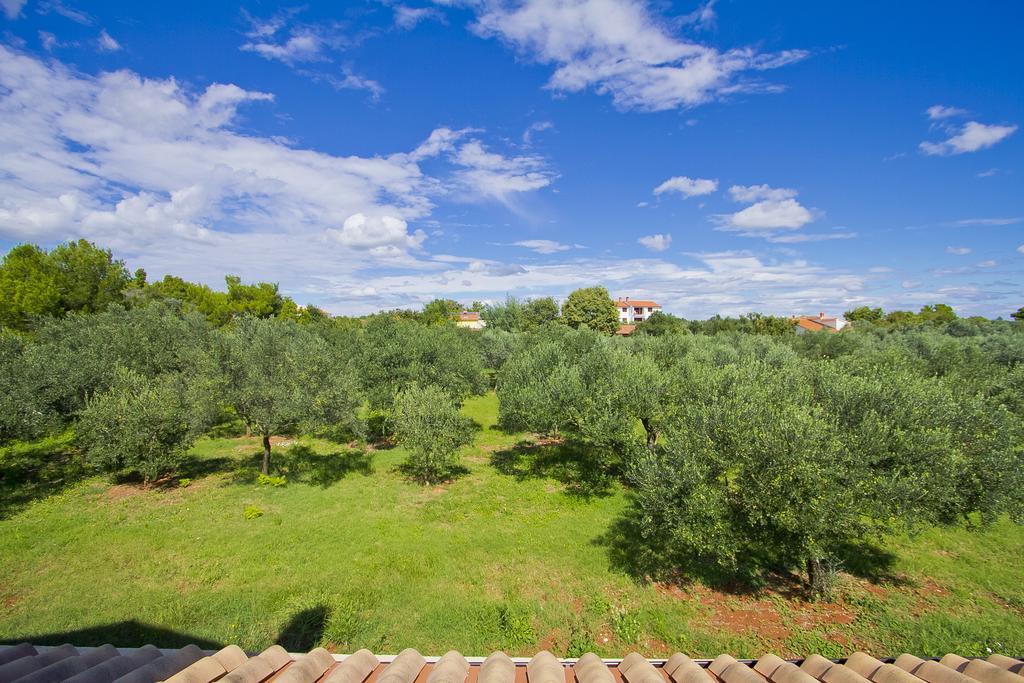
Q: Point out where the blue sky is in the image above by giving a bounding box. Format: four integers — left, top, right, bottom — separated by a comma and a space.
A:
0, 0, 1021, 317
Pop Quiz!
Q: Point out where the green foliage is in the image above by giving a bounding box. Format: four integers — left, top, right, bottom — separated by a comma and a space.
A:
147, 274, 299, 326
218, 317, 362, 474
178, 477, 192, 488
393, 383, 475, 484
633, 310, 687, 336
1012, 306, 1024, 321
48, 239, 131, 315
76, 369, 212, 483
421, 298, 462, 326
0, 244, 61, 330
624, 334, 1024, 591
498, 326, 664, 471
358, 316, 485, 415
562, 286, 619, 334
497, 603, 536, 650
243, 505, 264, 520
257, 473, 287, 487
523, 296, 561, 328
0, 240, 129, 330
844, 306, 884, 322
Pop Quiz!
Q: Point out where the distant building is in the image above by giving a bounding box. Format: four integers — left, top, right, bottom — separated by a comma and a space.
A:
793, 312, 848, 334
614, 297, 662, 324
456, 311, 486, 330
615, 324, 636, 336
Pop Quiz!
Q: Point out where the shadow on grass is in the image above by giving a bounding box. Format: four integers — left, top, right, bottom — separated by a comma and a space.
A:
490, 439, 615, 500
226, 444, 375, 488
395, 462, 471, 485
0, 434, 87, 520
595, 500, 904, 597
275, 605, 328, 652
0, 620, 222, 649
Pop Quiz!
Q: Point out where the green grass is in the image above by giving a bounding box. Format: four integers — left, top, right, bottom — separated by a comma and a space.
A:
1, 392, 1022, 658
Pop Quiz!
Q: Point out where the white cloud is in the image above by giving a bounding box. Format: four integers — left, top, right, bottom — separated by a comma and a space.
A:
1, 0, 26, 19
946, 246, 971, 255
1018, 245, 1024, 255
325, 67, 385, 100
468, 0, 807, 112
0, 45, 552, 292
394, 5, 441, 30
242, 30, 326, 64
97, 30, 121, 52
522, 120, 554, 144
451, 140, 555, 204
977, 259, 997, 268
724, 198, 812, 231
926, 104, 966, 120
728, 184, 796, 202
653, 176, 717, 198
509, 239, 572, 254
638, 233, 672, 251
766, 231, 855, 243
326, 213, 426, 251
38, 0, 92, 24
902, 281, 921, 289
950, 217, 1022, 227
977, 168, 998, 178
920, 120, 1017, 155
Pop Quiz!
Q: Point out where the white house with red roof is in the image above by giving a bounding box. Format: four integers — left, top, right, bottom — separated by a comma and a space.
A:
793, 312, 848, 334
615, 297, 662, 324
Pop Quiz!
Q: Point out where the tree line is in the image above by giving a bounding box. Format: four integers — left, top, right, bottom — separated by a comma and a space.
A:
2, 239, 1023, 595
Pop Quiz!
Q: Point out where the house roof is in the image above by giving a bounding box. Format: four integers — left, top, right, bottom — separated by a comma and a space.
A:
458, 311, 481, 321
616, 324, 636, 336
614, 299, 661, 308
794, 316, 839, 333
0, 643, 1019, 683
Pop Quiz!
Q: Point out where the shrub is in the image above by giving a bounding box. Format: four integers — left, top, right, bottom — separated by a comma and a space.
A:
257, 473, 287, 487
76, 369, 211, 484
393, 384, 475, 484
243, 505, 264, 520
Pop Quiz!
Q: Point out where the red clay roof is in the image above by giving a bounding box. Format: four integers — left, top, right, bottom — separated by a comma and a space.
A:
458, 311, 481, 321
1, 643, 1018, 683
616, 324, 636, 335
614, 299, 660, 308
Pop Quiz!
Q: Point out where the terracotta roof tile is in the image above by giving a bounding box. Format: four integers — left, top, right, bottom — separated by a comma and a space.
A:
2, 643, 1023, 683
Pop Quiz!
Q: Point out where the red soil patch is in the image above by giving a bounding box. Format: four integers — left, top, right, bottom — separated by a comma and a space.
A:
105, 483, 146, 501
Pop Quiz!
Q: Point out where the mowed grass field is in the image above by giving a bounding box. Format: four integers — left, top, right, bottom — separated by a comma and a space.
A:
1, 393, 1022, 658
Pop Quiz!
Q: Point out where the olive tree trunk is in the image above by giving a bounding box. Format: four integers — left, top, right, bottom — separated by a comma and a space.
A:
261, 434, 272, 475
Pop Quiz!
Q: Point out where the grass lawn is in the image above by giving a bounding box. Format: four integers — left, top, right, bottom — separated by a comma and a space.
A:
1, 392, 1021, 658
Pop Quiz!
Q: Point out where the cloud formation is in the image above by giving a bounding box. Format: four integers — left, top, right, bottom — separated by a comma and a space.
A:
0, 45, 552, 292
920, 120, 1017, 155
653, 176, 717, 198
468, 0, 807, 111
638, 233, 672, 251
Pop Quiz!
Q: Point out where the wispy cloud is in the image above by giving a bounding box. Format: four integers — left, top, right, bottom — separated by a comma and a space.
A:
393, 5, 443, 30
921, 119, 1017, 155
507, 239, 574, 254
97, 29, 121, 52
1, 0, 27, 19
653, 176, 718, 198
638, 233, 672, 251
945, 246, 971, 255
926, 104, 967, 120
949, 217, 1021, 227
467, 0, 808, 112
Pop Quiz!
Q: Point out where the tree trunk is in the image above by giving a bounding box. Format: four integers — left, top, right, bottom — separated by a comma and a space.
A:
806, 557, 821, 595
640, 417, 659, 450
261, 434, 272, 475
245, 423, 251, 437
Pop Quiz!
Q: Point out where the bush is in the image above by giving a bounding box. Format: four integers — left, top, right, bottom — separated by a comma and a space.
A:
393, 384, 475, 484
76, 369, 212, 484
243, 505, 264, 520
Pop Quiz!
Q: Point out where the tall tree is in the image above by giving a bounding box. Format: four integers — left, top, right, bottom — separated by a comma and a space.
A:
421, 298, 462, 326
561, 286, 619, 334
523, 296, 561, 328
219, 317, 361, 474
0, 244, 61, 330
49, 239, 130, 314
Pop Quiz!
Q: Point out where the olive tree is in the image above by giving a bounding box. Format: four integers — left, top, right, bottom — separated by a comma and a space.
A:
76, 369, 214, 484
393, 383, 476, 484
219, 317, 361, 474
624, 338, 1023, 595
